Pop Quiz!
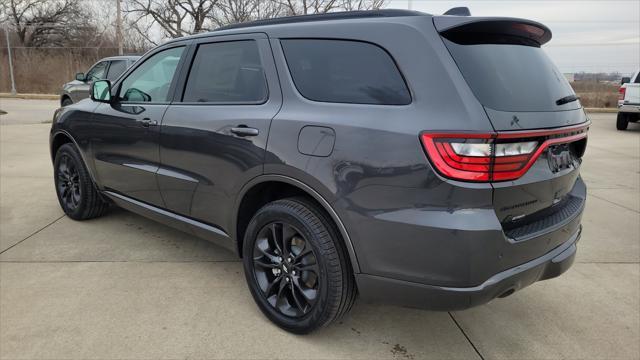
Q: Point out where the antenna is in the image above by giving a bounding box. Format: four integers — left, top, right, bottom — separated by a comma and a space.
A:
443, 7, 471, 16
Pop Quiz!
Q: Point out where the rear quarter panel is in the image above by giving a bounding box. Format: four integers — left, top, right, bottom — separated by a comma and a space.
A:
263, 18, 500, 284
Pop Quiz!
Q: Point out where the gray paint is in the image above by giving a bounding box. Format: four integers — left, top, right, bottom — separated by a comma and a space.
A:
50, 12, 586, 310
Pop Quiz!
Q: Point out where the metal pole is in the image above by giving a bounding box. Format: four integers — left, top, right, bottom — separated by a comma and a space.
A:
4, 26, 17, 95
116, 0, 123, 55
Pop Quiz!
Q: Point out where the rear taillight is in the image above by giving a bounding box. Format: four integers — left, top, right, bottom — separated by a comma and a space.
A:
420, 124, 589, 182
619, 86, 626, 101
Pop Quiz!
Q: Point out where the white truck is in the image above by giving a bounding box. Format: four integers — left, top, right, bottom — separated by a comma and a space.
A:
617, 70, 640, 130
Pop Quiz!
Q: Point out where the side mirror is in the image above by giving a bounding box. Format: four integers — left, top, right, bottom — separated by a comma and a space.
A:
90, 80, 112, 103
75, 72, 85, 82
621, 77, 631, 85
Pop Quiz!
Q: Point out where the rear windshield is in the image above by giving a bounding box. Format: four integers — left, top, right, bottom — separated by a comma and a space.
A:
281, 39, 411, 105
442, 39, 578, 112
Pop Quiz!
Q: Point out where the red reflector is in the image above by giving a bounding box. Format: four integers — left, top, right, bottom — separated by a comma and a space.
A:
420, 124, 589, 182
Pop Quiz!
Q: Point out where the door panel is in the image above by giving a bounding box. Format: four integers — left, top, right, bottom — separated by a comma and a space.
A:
91, 103, 167, 206
90, 45, 186, 207
158, 35, 281, 232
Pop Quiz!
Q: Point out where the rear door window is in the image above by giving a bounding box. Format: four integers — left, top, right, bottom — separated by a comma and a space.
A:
106, 60, 127, 80
280, 39, 411, 105
182, 40, 267, 103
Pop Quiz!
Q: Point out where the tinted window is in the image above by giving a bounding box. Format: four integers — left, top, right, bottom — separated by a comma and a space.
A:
85, 61, 108, 82
281, 39, 410, 105
106, 60, 127, 80
183, 41, 267, 103
442, 39, 578, 112
119, 47, 184, 103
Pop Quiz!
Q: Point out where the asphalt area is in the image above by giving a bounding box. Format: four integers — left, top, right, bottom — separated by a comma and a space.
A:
0, 99, 638, 359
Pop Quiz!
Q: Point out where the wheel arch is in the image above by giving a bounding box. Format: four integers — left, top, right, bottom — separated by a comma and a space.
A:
234, 175, 361, 274
50, 130, 99, 186
50, 131, 75, 162
60, 94, 72, 107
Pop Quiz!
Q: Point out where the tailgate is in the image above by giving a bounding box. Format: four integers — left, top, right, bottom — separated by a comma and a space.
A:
433, 16, 589, 263
624, 84, 640, 104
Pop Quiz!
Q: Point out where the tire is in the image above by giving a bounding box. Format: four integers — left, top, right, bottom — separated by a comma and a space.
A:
617, 112, 629, 130
242, 197, 356, 334
61, 97, 73, 107
54, 143, 109, 220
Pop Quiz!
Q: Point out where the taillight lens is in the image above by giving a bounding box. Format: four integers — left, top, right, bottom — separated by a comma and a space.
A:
619, 87, 626, 101
420, 125, 589, 182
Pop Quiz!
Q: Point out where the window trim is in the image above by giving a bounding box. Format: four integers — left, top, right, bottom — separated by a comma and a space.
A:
114, 44, 188, 105
177, 39, 270, 106
279, 37, 413, 106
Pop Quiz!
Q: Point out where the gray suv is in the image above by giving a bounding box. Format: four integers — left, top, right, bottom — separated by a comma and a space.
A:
60, 56, 139, 106
49, 9, 588, 333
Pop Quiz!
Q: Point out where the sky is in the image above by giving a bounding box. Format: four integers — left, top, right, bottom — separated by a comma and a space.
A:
386, 0, 640, 74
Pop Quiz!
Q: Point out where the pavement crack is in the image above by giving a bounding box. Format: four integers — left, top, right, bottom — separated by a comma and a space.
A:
0, 214, 65, 255
448, 312, 485, 360
588, 193, 639, 213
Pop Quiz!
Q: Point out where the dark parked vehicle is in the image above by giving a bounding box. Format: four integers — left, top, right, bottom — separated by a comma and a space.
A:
50, 9, 588, 333
60, 56, 139, 106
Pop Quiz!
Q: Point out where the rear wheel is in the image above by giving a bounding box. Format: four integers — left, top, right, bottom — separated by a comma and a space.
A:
242, 197, 356, 334
54, 143, 108, 220
61, 97, 73, 107
617, 112, 629, 130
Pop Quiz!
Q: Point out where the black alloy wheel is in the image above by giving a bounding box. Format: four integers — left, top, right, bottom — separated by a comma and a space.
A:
252, 222, 320, 317
54, 143, 109, 220
56, 153, 82, 211
242, 197, 357, 334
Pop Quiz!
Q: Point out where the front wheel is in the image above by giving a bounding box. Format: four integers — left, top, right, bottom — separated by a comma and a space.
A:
242, 198, 356, 334
54, 143, 109, 220
617, 112, 629, 130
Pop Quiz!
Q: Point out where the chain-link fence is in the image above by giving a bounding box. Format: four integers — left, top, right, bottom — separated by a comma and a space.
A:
0, 46, 142, 94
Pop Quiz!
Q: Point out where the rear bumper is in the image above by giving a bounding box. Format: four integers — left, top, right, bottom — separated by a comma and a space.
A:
618, 104, 640, 113
356, 225, 580, 311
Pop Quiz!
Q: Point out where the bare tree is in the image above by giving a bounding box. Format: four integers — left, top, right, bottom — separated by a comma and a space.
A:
340, 0, 387, 11
2, 0, 89, 47
125, 0, 218, 42
280, 0, 338, 15
122, 0, 388, 46
212, 0, 284, 26
278, 0, 387, 16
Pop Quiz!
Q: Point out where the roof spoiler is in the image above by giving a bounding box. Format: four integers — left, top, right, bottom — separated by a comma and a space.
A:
433, 16, 552, 46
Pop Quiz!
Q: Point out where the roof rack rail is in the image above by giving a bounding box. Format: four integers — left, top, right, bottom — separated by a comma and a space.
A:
215, 9, 426, 31
443, 7, 471, 16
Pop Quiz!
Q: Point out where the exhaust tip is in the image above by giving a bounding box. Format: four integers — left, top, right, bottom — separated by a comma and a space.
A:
498, 288, 516, 298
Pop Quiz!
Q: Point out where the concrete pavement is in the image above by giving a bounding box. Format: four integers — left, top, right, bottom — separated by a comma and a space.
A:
0, 110, 638, 359
0, 98, 59, 125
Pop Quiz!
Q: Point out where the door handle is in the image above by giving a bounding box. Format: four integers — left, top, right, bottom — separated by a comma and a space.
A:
230, 126, 259, 137
137, 118, 158, 127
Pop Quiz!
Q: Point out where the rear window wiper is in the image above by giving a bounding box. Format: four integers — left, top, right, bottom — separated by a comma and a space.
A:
556, 95, 579, 106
